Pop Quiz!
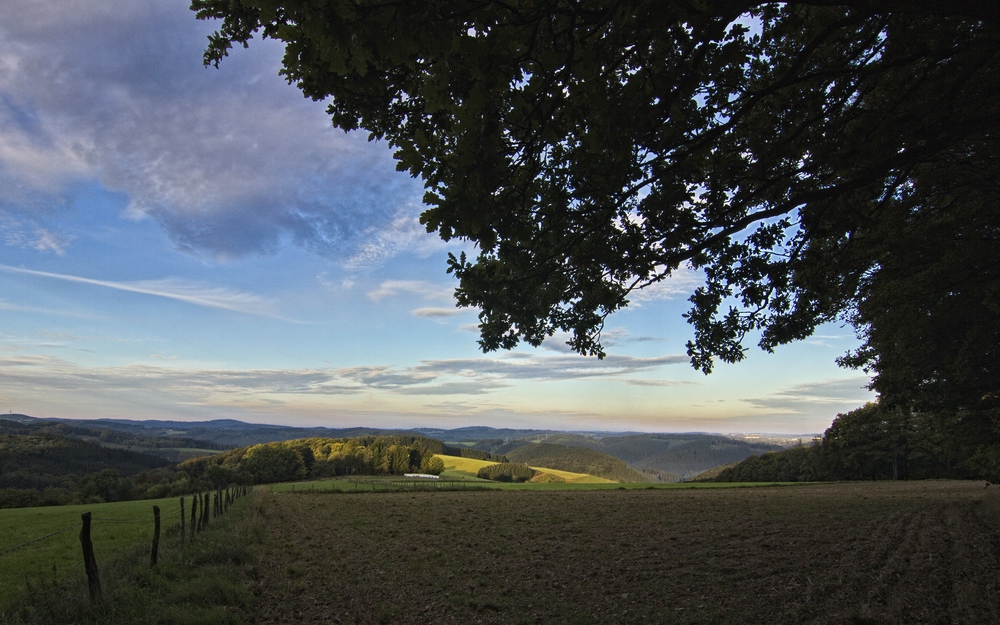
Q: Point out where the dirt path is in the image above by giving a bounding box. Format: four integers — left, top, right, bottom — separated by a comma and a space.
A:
246, 482, 999, 625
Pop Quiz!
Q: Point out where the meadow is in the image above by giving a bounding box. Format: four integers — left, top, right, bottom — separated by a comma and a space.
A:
0, 496, 187, 610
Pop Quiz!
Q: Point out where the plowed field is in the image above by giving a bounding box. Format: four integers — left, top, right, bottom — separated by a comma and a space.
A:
247, 481, 999, 625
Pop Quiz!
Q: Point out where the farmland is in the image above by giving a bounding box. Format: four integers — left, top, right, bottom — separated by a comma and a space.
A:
250, 481, 999, 624
0, 481, 996, 624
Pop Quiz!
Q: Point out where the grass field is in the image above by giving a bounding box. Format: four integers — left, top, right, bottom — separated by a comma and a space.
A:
248, 481, 999, 625
438, 454, 616, 483
0, 497, 188, 610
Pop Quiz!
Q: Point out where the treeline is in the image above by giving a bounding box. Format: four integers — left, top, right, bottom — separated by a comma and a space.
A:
179, 435, 445, 486
442, 446, 508, 463
0, 434, 447, 509
705, 402, 999, 483
477, 463, 536, 482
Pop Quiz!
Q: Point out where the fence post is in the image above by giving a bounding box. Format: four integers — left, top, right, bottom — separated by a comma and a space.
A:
150, 506, 161, 567
202, 492, 210, 528
79, 512, 102, 603
179, 497, 185, 547
191, 494, 199, 535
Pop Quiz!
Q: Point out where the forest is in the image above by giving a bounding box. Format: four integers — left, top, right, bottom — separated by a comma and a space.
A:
704, 402, 999, 483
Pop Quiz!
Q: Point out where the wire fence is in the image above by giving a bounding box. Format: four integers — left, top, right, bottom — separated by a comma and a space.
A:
0, 524, 80, 558
0, 485, 252, 608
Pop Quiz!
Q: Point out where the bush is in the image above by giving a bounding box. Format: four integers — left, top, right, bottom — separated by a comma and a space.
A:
477, 463, 536, 483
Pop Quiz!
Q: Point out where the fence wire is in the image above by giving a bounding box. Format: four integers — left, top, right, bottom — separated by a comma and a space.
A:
0, 523, 79, 558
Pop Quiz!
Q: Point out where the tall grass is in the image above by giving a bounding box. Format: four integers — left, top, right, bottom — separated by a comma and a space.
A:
0, 492, 267, 625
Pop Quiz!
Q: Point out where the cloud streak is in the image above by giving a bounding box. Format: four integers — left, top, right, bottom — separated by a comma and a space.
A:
0, 264, 288, 319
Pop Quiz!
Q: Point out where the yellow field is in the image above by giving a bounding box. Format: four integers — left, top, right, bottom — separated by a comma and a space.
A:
434, 454, 613, 484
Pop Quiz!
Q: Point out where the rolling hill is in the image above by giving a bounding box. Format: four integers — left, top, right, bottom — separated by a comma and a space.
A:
504, 442, 654, 483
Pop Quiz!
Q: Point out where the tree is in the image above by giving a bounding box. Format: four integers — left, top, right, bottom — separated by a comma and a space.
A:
192, 2, 998, 421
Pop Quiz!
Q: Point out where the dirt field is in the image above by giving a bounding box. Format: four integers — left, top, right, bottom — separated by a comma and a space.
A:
246, 481, 999, 625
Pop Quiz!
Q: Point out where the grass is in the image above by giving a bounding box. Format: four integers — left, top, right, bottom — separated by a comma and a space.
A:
0, 490, 262, 625
437, 454, 615, 483
0, 496, 189, 610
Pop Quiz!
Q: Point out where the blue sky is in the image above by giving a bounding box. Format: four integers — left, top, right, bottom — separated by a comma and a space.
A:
0, 0, 874, 434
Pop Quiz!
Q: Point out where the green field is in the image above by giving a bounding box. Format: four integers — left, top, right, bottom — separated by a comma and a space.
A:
438, 454, 615, 483
0, 497, 189, 610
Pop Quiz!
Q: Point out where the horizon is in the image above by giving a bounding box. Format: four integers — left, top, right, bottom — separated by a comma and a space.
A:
2, 412, 824, 439
0, 1, 874, 435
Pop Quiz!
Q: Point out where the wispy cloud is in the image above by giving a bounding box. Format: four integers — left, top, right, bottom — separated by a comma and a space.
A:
410, 307, 468, 318
0, 265, 288, 319
742, 377, 874, 415
367, 279, 454, 302
0, 300, 105, 319
627, 265, 703, 303
0, 0, 423, 262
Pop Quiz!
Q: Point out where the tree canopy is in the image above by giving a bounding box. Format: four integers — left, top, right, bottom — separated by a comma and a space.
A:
192, 2, 998, 420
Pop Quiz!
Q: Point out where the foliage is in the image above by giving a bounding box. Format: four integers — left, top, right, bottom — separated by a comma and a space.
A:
193, 2, 998, 432
505, 442, 652, 483
442, 446, 508, 463
707, 402, 989, 482
476, 462, 536, 483
180, 435, 446, 486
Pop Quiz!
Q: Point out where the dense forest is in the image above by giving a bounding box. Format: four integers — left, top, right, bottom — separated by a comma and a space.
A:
705, 403, 998, 483
504, 443, 653, 483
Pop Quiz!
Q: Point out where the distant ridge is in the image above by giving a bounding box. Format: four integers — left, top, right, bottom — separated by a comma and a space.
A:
4, 415, 796, 476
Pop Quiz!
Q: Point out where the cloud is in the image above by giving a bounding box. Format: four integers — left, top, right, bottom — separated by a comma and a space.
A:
626, 265, 703, 302
410, 307, 468, 318
367, 279, 454, 302
0, 264, 287, 319
742, 377, 874, 415
622, 379, 697, 387
0, 300, 104, 319
0, 0, 424, 262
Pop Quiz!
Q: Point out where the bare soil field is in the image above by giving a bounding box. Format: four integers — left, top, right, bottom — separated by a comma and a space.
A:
247, 481, 999, 625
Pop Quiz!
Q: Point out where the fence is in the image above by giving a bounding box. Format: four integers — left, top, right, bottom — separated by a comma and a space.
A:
0, 485, 252, 606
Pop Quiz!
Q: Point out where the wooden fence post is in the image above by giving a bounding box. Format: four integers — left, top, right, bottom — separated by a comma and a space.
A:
150, 506, 161, 567
79, 512, 102, 603
179, 497, 185, 547
191, 494, 199, 536
202, 492, 210, 528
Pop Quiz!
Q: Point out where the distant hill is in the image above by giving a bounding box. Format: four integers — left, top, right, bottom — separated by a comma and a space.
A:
0, 421, 170, 491
467, 432, 787, 480
4, 415, 425, 449
4, 416, 792, 479
505, 442, 653, 483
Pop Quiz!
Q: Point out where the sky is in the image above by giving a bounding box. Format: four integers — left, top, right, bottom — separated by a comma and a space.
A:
0, 0, 875, 434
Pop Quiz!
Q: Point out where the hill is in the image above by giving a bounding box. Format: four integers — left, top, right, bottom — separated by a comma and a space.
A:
435, 454, 612, 484
504, 442, 653, 483
0, 420, 170, 490
477, 432, 786, 480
